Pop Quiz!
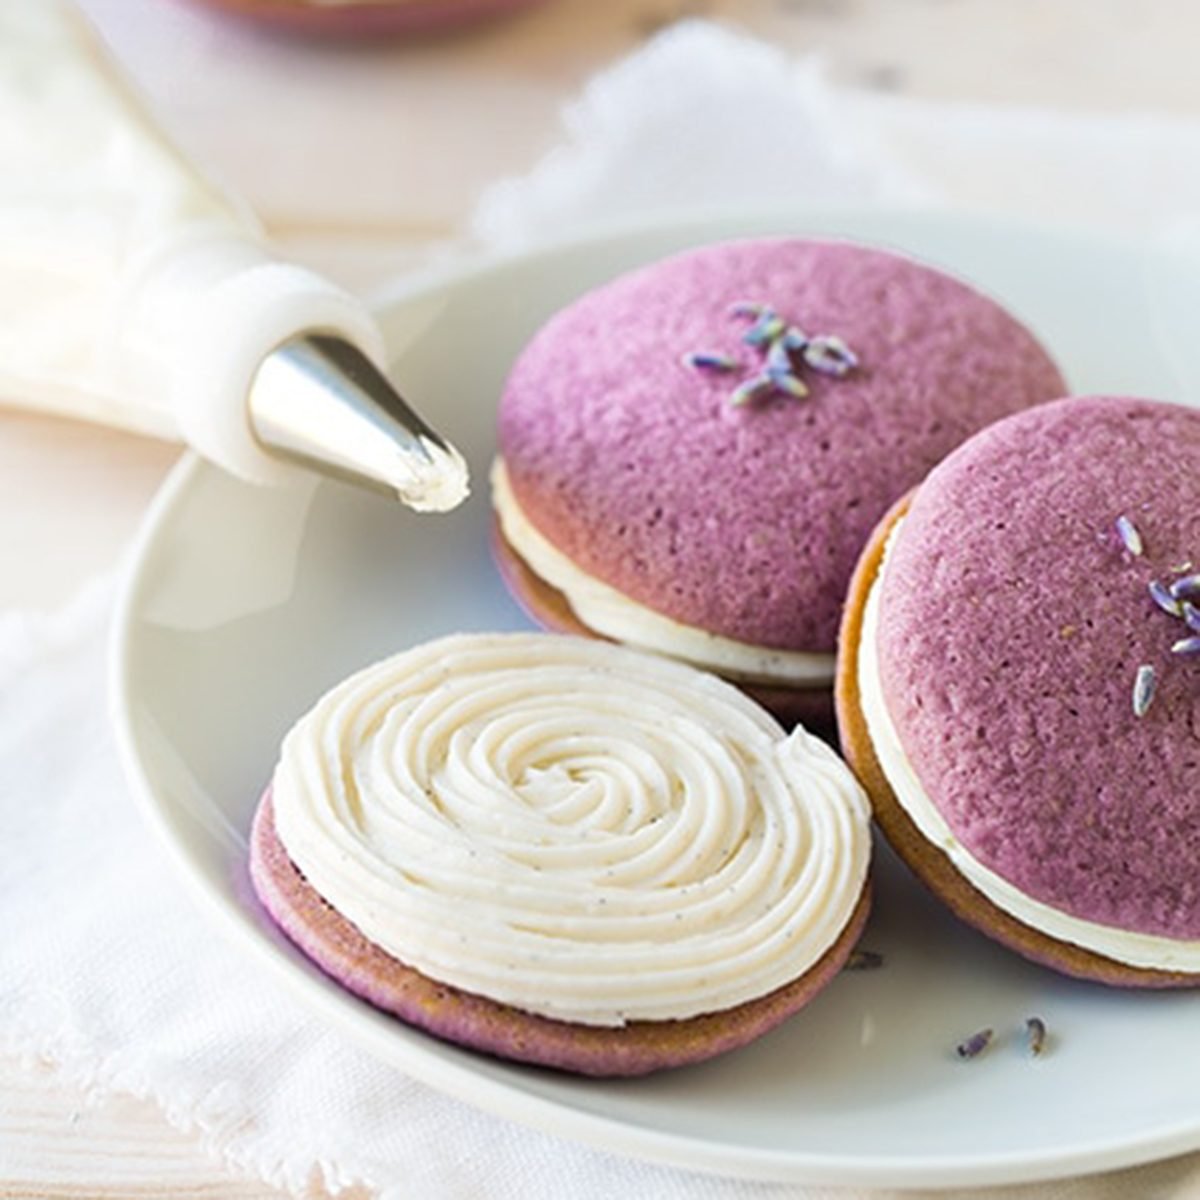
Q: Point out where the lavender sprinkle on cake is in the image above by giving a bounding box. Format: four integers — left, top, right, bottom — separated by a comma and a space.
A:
742, 312, 787, 347
1169, 574, 1200, 600
1149, 580, 1183, 617
769, 371, 810, 400
1132, 664, 1157, 717
717, 300, 860, 405
729, 377, 773, 407
683, 352, 739, 373
1115, 514, 1144, 557
766, 337, 793, 374
804, 335, 859, 377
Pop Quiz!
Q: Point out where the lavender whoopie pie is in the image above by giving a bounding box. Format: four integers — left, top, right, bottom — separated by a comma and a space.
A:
491, 238, 1066, 728
837, 395, 1200, 986
250, 632, 872, 1076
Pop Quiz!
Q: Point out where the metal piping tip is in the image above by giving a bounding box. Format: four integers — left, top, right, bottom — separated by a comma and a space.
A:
248, 333, 470, 513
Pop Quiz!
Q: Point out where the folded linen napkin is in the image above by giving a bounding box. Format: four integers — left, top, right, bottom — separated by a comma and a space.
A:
6, 19, 1200, 1200
470, 23, 1200, 249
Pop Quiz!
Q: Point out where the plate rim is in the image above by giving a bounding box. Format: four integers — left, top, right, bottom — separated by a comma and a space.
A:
109, 206, 1199, 1188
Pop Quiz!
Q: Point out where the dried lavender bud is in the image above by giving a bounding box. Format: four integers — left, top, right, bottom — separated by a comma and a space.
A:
1169, 574, 1200, 600
1149, 580, 1184, 618
1133, 664, 1157, 718
682, 351, 739, 372
1115, 515, 1144, 557
766, 337, 794, 374
803, 334, 859, 377
1184, 602, 1200, 634
956, 1028, 994, 1060
768, 370, 810, 400
742, 312, 787, 347
718, 303, 858, 405
1171, 636, 1200, 657
728, 376, 773, 407
1025, 1016, 1047, 1056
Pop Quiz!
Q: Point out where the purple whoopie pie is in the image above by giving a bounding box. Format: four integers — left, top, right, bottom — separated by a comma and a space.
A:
838, 395, 1200, 986
491, 238, 1065, 727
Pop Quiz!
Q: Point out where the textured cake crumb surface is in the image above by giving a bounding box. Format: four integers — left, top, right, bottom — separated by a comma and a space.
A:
498, 237, 1065, 653
878, 395, 1200, 938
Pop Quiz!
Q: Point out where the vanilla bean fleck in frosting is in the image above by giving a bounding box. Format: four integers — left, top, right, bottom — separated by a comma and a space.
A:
271, 633, 870, 1026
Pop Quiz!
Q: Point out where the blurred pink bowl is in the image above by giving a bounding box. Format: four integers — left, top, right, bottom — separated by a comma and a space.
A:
183, 0, 547, 36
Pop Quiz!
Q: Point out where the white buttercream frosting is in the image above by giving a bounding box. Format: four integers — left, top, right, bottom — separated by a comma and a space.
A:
393, 436, 470, 513
272, 632, 870, 1025
490, 459, 836, 687
859, 521, 1200, 972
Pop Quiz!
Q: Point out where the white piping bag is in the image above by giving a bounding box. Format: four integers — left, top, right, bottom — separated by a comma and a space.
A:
0, 3, 468, 512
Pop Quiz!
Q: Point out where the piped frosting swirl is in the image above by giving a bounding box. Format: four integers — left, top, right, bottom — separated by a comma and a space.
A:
271, 633, 870, 1026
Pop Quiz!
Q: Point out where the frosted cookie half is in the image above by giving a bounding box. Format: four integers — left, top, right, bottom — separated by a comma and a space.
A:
250, 632, 872, 1075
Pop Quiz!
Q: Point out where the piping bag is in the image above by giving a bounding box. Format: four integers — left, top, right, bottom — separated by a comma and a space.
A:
0, 3, 469, 513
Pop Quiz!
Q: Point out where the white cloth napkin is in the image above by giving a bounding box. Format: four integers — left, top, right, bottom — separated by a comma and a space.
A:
7, 19, 1200, 1200
470, 22, 1200, 249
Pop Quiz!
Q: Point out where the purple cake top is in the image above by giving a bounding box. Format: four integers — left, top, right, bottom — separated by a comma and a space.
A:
878, 395, 1200, 938
497, 238, 1066, 653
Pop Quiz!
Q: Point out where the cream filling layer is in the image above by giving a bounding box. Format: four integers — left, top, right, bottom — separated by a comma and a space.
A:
272, 632, 871, 1026
491, 459, 835, 688
859, 521, 1200, 972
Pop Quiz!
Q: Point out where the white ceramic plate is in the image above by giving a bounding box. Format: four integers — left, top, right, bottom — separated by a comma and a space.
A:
112, 210, 1200, 1188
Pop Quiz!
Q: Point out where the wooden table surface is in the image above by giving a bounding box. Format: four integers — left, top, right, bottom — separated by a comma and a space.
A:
4, 1, 1200, 1194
